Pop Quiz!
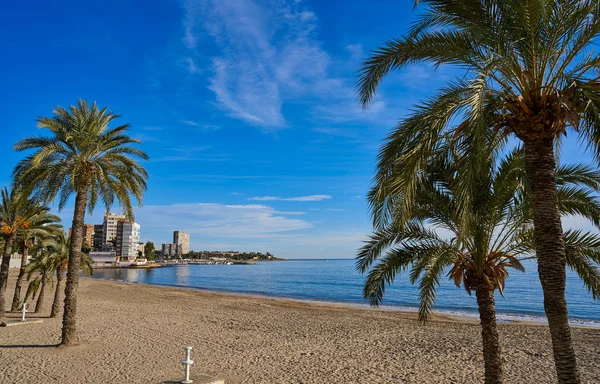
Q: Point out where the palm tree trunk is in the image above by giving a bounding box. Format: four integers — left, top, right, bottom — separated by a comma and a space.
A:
476, 285, 502, 384
50, 266, 65, 318
35, 274, 47, 313
11, 246, 29, 311
523, 137, 580, 383
0, 235, 16, 317
61, 187, 87, 346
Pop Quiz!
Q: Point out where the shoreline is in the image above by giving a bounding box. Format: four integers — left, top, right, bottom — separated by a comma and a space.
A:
88, 275, 600, 329
2, 274, 599, 383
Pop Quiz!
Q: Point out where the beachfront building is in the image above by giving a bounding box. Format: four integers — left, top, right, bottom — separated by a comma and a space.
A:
89, 251, 118, 267
93, 224, 104, 251
116, 220, 141, 261
162, 243, 178, 258
173, 231, 190, 255
103, 212, 125, 248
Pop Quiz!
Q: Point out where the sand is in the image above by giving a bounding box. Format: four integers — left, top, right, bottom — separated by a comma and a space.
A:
0, 272, 599, 383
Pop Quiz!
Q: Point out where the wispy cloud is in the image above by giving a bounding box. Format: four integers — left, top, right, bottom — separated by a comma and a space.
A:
185, 57, 200, 73
248, 195, 332, 202
150, 145, 231, 163
345, 43, 363, 62
181, 120, 201, 126
312, 127, 359, 138
180, 120, 221, 131
139, 202, 311, 238
171, 174, 271, 181
181, 0, 349, 130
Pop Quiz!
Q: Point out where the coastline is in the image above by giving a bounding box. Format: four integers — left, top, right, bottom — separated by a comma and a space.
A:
89, 274, 600, 329
2, 274, 599, 383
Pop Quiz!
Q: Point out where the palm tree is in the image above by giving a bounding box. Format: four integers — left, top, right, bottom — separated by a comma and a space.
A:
357, 1, 600, 381
358, 145, 600, 383
0, 188, 46, 317
10, 209, 62, 311
13, 99, 148, 345
49, 233, 93, 318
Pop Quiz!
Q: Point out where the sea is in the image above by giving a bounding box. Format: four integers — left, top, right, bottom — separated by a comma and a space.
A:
91, 258, 600, 326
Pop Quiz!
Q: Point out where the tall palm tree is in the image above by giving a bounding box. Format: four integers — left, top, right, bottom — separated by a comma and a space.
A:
0, 188, 46, 317
49, 233, 93, 318
13, 99, 148, 345
358, 145, 600, 383
10, 209, 62, 311
357, 1, 600, 381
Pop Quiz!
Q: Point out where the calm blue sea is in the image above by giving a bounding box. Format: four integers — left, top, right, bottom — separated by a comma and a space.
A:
91, 259, 600, 326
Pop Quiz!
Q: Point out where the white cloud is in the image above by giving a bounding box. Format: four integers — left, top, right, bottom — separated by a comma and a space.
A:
181, 0, 356, 129
181, 120, 201, 126
138, 203, 312, 239
562, 215, 598, 232
248, 195, 332, 202
186, 57, 200, 73
398, 63, 451, 90
345, 43, 363, 61
312, 127, 359, 138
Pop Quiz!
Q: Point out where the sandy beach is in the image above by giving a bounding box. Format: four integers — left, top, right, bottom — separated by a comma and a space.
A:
1, 273, 599, 384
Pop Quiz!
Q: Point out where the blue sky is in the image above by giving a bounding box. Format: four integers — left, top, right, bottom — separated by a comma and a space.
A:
0, 0, 593, 258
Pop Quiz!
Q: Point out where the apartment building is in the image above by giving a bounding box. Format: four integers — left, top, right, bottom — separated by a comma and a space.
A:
116, 220, 141, 261
173, 231, 190, 255
103, 212, 125, 246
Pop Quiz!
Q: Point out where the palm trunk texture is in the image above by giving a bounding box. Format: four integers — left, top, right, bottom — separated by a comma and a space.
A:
523, 138, 580, 383
51, 266, 65, 318
11, 246, 29, 311
476, 285, 503, 384
35, 274, 47, 313
61, 188, 87, 346
0, 235, 15, 317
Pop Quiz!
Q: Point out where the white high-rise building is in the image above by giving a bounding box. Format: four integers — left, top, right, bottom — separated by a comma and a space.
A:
173, 231, 190, 255
103, 212, 125, 247
116, 221, 141, 261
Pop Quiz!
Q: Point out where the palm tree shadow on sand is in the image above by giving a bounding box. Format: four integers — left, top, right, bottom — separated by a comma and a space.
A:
0, 344, 59, 349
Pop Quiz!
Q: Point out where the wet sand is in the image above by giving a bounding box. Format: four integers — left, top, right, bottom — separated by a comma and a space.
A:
1, 274, 599, 383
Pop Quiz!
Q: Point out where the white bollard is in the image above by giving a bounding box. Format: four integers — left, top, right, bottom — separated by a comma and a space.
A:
180, 346, 194, 384
21, 303, 28, 322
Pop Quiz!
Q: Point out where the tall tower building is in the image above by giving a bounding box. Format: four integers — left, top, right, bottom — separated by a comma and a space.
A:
116, 220, 141, 261
93, 224, 104, 251
173, 231, 190, 256
103, 212, 125, 247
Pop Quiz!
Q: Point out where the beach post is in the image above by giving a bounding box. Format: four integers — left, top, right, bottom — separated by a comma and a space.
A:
21, 303, 28, 322
180, 346, 194, 384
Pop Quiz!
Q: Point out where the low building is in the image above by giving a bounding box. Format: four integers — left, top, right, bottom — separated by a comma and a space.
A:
9, 253, 28, 269
89, 251, 118, 267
